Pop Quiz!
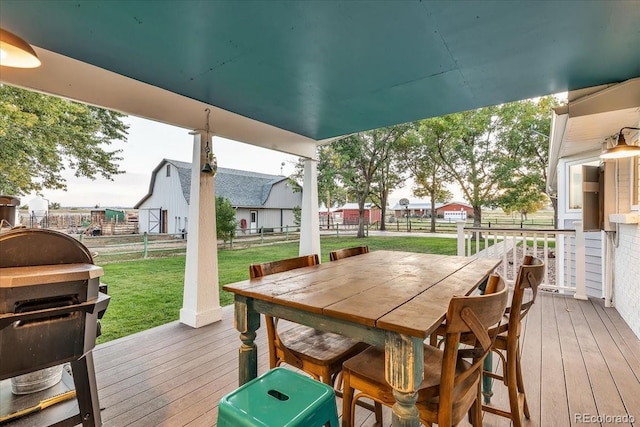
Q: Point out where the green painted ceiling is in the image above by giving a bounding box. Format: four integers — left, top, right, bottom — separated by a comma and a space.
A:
1, 1, 639, 140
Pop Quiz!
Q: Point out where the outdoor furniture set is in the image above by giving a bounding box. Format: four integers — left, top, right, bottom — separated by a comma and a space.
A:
221, 246, 544, 427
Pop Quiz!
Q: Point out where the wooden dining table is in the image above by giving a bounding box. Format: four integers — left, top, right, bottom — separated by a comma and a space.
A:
223, 250, 501, 427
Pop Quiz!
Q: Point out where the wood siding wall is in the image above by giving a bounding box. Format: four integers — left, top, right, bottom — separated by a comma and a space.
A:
262, 180, 302, 209
138, 163, 190, 234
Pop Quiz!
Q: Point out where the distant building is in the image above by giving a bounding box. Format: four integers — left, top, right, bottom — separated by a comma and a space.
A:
135, 159, 302, 234
332, 203, 381, 225
435, 202, 474, 218
390, 201, 443, 218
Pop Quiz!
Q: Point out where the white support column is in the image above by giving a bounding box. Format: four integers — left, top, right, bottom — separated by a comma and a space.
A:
180, 131, 222, 327
299, 158, 321, 258
574, 220, 588, 300
456, 221, 466, 257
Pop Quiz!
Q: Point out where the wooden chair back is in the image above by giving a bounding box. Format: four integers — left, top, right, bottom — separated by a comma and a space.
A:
439, 274, 508, 426
509, 255, 545, 336
249, 254, 319, 279
248, 254, 320, 369
329, 246, 369, 262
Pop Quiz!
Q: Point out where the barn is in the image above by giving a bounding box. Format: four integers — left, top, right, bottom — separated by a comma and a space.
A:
333, 203, 381, 225
135, 159, 302, 235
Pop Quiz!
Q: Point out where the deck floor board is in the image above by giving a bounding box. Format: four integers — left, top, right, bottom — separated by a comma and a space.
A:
2, 293, 638, 427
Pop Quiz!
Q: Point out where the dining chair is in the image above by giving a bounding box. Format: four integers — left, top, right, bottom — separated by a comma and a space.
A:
329, 245, 369, 261
249, 255, 369, 388
341, 273, 508, 427
480, 255, 544, 427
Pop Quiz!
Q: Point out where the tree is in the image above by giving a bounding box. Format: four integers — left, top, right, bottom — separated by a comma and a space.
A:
494, 96, 560, 226
0, 85, 128, 195
369, 145, 406, 231
293, 146, 346, 228
498, 174, 549, 220
333, 125, 409, 237
399, 123, 453, 232
433, 107, 506, 227
216, 196, 237, 247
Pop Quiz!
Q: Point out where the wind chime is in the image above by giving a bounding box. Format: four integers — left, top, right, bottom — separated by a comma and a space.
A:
201, 108, 218, 175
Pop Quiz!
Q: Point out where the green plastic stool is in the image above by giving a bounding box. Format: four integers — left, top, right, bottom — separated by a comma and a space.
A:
217, 367, 339, 427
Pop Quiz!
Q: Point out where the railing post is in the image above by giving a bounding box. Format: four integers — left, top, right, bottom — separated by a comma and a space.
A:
574, 221, 587, 300
285, 225, 289, 240
143, 231, 148, 258
260, 227, 264, 244
456, 221, 466, 257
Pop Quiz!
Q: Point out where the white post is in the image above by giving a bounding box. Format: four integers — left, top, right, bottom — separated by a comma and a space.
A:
180, 131, 222, 327
574, 220, 588, 300
603, 230, 614, 307
456, 221, 466, 257
299, 158, 321, 258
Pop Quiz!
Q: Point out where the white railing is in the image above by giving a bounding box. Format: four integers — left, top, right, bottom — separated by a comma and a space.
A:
456, 221, 587, 298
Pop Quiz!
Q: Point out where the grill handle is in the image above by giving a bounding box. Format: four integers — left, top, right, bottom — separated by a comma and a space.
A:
0, 293, 109, 330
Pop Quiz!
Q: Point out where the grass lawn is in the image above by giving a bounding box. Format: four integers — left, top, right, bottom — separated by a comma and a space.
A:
98, 235, 457, 343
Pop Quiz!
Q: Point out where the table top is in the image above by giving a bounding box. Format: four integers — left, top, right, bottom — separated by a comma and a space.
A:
224, 251, 500, 338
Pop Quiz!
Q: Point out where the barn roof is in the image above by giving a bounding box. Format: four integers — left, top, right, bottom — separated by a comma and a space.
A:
134, 159, 294, 208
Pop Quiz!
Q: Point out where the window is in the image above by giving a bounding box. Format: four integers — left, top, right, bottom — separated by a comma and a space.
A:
568, 160, 599, 210
166, 164, 171, 177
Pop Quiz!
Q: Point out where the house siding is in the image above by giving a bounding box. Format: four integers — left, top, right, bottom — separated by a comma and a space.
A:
564, 219, 604, 298
614, 223, 640, 339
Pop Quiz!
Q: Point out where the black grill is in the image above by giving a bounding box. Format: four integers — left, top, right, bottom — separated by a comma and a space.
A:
0, 229, 110, 426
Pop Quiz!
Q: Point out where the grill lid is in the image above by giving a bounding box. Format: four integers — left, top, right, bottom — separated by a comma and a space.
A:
0, 229, 93, 268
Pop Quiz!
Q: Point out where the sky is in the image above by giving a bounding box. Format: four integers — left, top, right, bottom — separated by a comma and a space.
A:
23, 116, 452, 209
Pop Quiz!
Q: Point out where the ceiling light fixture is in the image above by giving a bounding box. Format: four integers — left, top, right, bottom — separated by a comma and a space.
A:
0, 28, 41, 68
600, 127, 640, 159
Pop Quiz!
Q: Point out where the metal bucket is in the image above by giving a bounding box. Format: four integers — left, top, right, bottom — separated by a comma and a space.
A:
10, 365, 64, 395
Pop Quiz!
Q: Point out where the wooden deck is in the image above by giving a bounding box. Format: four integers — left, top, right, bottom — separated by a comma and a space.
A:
3, 293, 639, 426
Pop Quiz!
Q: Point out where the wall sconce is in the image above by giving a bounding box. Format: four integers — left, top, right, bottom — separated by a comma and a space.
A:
601, 127, 640, 159
201, 108, 217, 175
0, 28, 41, 68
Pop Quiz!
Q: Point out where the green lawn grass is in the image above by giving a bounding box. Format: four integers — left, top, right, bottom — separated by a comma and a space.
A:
98, 235, 457, 343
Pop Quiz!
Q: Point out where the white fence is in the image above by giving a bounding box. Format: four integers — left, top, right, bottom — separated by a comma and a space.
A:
456, 221, 587, 298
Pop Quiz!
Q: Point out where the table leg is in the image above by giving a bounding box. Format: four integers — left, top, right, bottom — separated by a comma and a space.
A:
385, 333, 423, 427
482, 353, 494, 403
234, 297, 260, 385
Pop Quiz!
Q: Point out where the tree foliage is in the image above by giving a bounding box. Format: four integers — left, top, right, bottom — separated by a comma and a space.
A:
493, 96, 560, 225
431, 107, 506, 227
216, 196, 237, 245
399, 123, 453, 232
332, 126, 409, 237
293, 146, 347, 212
369, 142, 406, 231
0, 85, 128, 195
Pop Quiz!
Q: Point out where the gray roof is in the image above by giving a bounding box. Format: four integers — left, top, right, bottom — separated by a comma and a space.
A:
135, 159, 293, 208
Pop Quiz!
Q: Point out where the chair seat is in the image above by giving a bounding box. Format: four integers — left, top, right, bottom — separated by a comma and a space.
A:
281, 324, 368, 365
343, 345, 477, 403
